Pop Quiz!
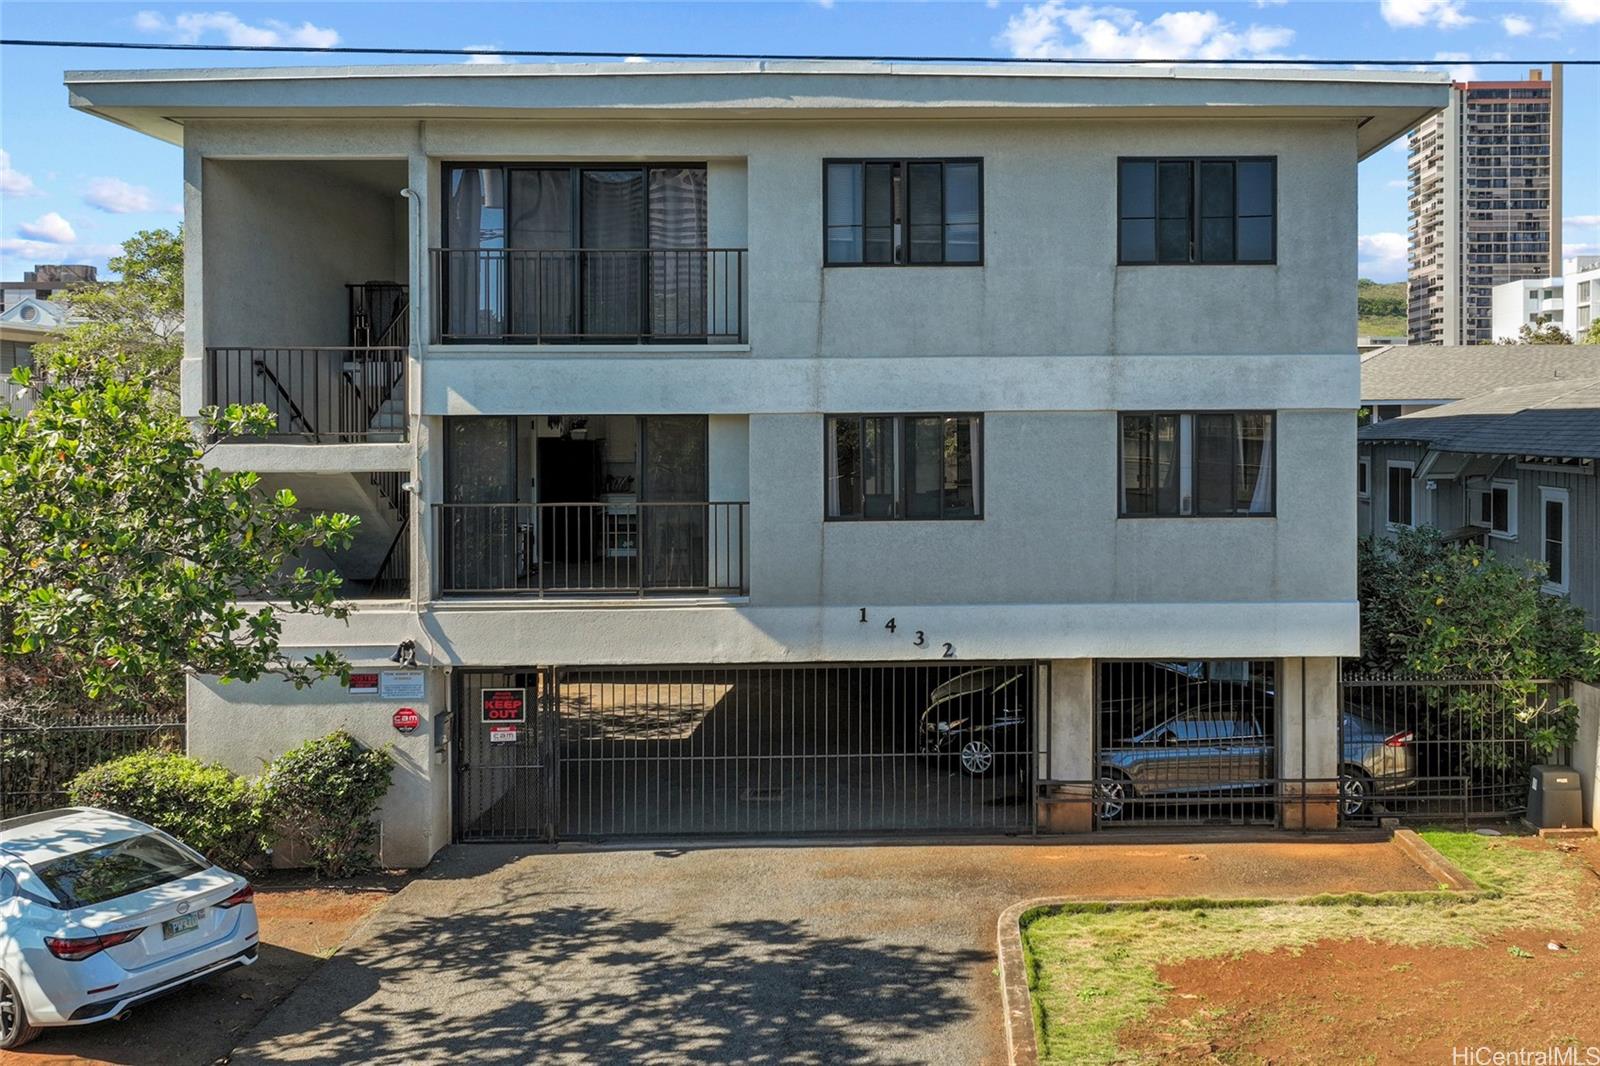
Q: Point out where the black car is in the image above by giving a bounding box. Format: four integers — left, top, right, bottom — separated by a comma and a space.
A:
918, 667, 1029, 776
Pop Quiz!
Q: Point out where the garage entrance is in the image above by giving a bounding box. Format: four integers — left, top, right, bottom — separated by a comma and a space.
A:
1093, 659, 1279, 827
454, 662, 1041, 841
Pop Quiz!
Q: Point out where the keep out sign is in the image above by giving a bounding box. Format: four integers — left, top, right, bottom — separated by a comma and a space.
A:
481, 688, 526, 724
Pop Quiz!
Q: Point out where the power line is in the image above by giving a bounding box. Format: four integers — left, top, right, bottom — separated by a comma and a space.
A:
1, 37, 1596, 66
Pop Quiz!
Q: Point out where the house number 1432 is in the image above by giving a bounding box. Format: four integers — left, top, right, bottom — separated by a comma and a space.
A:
859, 608, 955, 657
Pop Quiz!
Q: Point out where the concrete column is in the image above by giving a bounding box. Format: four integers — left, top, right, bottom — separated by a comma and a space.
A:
1278, 656, 1342, 829
1574, 681, 1599, 830
1035, 659, 1095, 833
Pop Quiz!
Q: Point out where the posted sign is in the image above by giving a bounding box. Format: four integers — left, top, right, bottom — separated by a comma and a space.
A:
347, 672, 380, 696
481, 688, 526, 724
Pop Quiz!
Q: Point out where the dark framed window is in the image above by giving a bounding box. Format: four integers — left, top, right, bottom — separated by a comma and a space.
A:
1119, 412, 1274, 517
826, 414, 982, 520
824, 160, 982, 266
1386, 462, 1415, 528
1118, 157, 1276, 265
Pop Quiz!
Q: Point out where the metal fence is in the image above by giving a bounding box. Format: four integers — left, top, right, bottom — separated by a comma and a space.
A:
0, 712, 186, 819
1093, 659, 1280, 828
454, 662, 1042, 841
205, 346, 409, 442
435, 501, 748, 597
431, 247, 748, 343
1337, 672, 1570, 826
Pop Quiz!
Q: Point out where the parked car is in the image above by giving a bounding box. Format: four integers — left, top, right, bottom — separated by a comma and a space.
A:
918, 667, 1029, 776
0, 808, 259, 1049
1094, 704, 1414, 820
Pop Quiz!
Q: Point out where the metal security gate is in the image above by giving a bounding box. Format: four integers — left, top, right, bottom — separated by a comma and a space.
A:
454, 662, 1041, 840
454, 669, 557, 842
1336, 672, 1570, 826
1094, 659, 1279, 827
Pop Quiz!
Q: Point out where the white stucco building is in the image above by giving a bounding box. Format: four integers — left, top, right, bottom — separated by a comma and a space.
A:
69, 61, 1447, 864
1489, 255, 1600, 341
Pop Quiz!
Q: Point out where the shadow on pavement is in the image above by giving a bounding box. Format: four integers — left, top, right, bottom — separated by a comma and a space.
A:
239, 887, 989, 1064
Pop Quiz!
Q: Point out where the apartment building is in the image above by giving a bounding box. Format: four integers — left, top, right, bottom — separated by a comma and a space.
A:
69, 61, 1446, 864
1407, 68, 1562, 346
1490, 255, 1600, 341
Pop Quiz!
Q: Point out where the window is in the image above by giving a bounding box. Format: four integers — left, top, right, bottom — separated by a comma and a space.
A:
826, 415, 982, 519
31, 833, 208, 908
1540, 487, 1569, 592
1118, 157, 1275, 264
1386, 461, 1415, 528
1358, 457, 1371, 500
1467, 479, 1517, 538
824, 160, 982, 265
1119, 412, 1274, 517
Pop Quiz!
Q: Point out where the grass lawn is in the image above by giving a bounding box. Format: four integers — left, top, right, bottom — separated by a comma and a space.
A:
1020, 831, 1597, 1064
1357, 314, 1408, 337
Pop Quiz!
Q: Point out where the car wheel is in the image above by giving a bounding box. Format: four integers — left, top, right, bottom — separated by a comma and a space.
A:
959, 739, 996, 776
0, 972, 42, 1050
1095, 772, 1133, 822
1340, 768, 1375, 820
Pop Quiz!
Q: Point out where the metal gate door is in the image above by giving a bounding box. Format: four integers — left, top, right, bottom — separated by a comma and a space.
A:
554, 663, 1040, 838
454, 669, 557, 841
1094, 659, 1278, 827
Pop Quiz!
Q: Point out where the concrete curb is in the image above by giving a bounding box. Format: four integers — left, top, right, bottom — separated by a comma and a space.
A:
994, 831, 1483, 1066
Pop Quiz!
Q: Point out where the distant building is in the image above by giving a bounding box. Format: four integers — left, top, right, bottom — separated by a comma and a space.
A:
0, 297, 74, 413
1490, 255, 1600, 341
1406, 67, 1562, 345
0, 264, 98, 313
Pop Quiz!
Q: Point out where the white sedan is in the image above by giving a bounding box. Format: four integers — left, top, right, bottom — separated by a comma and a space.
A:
0, 807, 259, 1049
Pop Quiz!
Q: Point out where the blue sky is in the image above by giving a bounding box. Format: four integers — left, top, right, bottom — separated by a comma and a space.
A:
1, 0, 1596, 283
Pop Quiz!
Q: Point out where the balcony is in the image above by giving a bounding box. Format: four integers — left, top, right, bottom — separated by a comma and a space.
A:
433, 501, 748, 598
430, 247, 747, 345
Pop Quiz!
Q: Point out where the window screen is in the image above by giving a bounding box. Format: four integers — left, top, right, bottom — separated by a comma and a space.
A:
825, 160, 982, 265
1119, 158, 1276, 264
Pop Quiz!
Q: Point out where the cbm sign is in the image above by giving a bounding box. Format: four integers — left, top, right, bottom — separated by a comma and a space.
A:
481, 688, 526, 724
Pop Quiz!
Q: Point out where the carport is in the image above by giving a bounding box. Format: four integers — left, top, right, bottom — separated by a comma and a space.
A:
453, 663, 1043, 841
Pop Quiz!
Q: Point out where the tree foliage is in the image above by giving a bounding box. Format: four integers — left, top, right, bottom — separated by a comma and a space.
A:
261, 729, 394, 878
0, 358, 356, 724
1498, 318, 1574, 345
34, 228, 184, 404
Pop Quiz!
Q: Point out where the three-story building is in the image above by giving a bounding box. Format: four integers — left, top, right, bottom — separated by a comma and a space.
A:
69, 60, 1447, 864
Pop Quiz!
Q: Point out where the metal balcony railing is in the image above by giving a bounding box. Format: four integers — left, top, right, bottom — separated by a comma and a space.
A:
431, 247, 748, 344
205, 347, 409, 442
433, 501, 749, 597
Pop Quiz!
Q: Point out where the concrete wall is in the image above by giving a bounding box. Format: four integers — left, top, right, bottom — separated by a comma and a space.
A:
187, 671, 449, 868
1277, 657, 1342, 829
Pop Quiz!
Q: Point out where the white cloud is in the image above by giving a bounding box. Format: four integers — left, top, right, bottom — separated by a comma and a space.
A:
623, 56, 650, 63
16, 212, 77, 243
83, 177, 160, 214
0, 150, 39, 197
1358, 232, 1409, 281
0, 238, 122, 271
1386, 178, 1408, 189
462, 43, 506, 65
133, 10, 339, 48
1380, 0, 1474, 28
817, 0, 836, 7
1565, 215, 1600, 228
998, 4, 1294, 60
1501, 14, 1534, 35
1433, 51, 1477, 82
1556, 0, 1599, 23
1253, 0, 1288, 6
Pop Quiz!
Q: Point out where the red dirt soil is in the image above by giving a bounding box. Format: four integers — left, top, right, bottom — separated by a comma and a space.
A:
1, 875, 404, 1066
1123, 838, 1600, 1064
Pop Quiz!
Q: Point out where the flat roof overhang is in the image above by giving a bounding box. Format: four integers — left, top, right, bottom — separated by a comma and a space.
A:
65, 60, 1448, 159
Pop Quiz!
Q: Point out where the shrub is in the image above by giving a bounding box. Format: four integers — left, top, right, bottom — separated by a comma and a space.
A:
67, 750, 266, 871
262, 729, 393, 878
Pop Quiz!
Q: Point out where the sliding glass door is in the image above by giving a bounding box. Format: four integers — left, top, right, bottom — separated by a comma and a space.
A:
443, 165, 707, 341
639, 416, 708, 590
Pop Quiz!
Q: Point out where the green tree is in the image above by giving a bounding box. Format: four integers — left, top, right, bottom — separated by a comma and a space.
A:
0, 357, 356, 725
1498, 317, 1574, 345
1358, 528, 1600, 768
1582, 318, 1600, 345
35, 228, 184, 404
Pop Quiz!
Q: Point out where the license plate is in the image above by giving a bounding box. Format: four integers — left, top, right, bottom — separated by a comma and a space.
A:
163, 913, 200, 939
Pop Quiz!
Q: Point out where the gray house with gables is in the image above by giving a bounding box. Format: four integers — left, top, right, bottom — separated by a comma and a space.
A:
1357, 376, 1599, 627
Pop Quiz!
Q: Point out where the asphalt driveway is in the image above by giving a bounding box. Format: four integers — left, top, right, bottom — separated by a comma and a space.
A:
229, 836, 1436, 1065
